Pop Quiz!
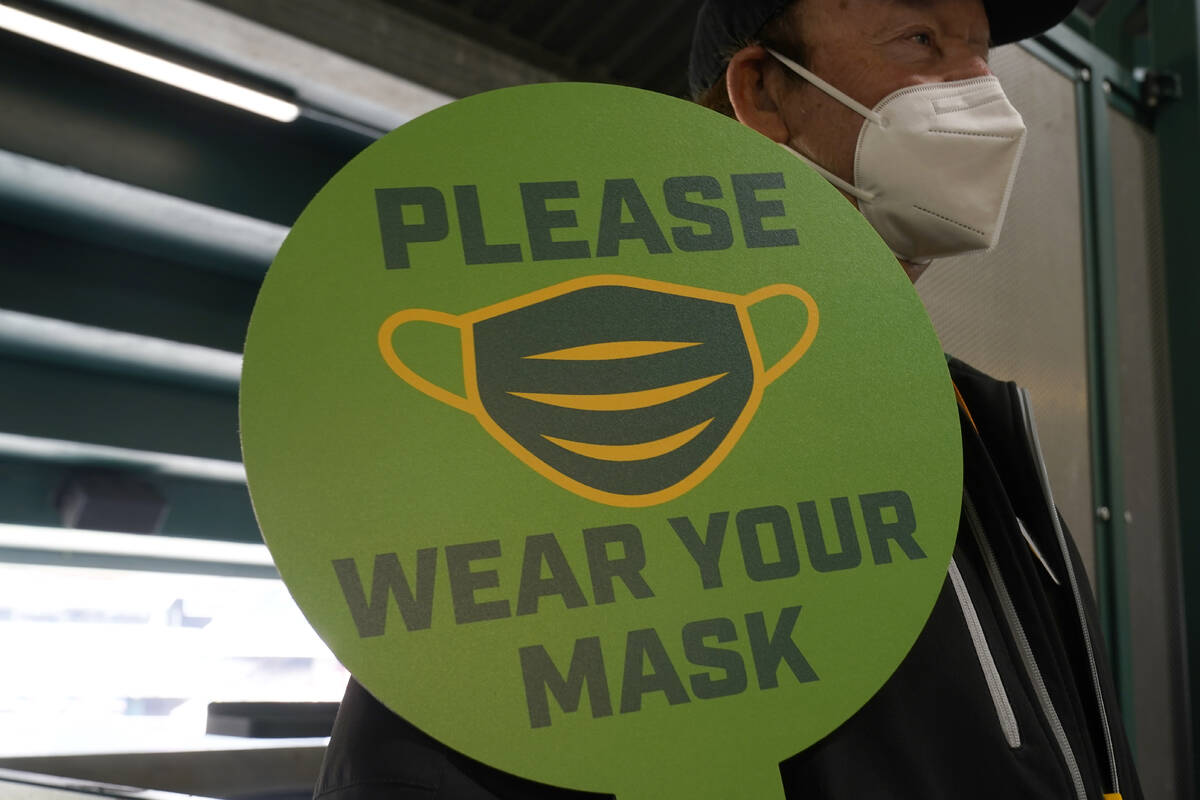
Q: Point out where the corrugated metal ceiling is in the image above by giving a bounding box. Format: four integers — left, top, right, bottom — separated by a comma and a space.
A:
0, 0, 712, 541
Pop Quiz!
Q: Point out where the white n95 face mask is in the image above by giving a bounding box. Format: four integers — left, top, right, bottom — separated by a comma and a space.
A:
767, 48, 1027, 263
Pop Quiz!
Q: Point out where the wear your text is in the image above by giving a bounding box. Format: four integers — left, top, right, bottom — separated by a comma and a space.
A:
331, 491, 924, 726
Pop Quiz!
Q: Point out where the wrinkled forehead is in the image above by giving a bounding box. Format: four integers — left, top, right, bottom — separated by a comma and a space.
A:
789, 0, 991, 44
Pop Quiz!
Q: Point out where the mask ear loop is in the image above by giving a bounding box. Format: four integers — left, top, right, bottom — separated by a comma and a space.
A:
764, 48, 879, 204
765, 48, 883, 125
776, 143, 875, 203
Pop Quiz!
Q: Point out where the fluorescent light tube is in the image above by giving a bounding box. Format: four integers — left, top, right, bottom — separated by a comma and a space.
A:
0, 522, 274, 566
0, 3, 300, 122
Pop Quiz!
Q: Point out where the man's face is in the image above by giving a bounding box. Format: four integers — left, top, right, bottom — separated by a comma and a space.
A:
775, 0, 992, 191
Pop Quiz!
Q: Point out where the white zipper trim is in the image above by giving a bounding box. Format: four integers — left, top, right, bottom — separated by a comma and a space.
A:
1016, 387, 1120, 795
964, 492, 1088, 800
947, 557, 1021, 748
1017, 516, 1061, 585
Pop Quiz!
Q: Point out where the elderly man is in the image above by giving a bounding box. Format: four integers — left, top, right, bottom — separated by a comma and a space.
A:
685, 1, 1141, 797
315, 1, 1143, 798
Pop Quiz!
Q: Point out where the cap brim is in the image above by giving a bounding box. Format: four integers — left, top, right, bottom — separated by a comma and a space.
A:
986, 0, 1078, 45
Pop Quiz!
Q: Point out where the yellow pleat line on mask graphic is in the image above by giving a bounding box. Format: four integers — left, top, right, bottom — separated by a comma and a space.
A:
524, 340, 701, 360
543, 418, 714, 463
509, 372, 727, 412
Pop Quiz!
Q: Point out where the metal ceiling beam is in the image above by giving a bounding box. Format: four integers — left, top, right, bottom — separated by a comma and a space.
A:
384, 0, 619, 85
0, 432, 246, 484
529, 0, 588, 49
195, 0, 564, 97
628, 4, 698, 92
456, 0, 493, 19
494, 2, 529, 29
563, 0, 643, 64
0, 149, 287, 281
0, 309, 243, 393
606, 0, 689, 77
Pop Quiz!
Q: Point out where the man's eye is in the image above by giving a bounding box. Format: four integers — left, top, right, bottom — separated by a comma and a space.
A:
910, 32, 933, 46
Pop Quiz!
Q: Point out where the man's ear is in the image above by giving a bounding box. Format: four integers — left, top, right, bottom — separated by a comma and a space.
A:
726, 45, 792, 143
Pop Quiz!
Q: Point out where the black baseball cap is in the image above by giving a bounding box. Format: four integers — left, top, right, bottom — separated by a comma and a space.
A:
688, 0, 1079, 97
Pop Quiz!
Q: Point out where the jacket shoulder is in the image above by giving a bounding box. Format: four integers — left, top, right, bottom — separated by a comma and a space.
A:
946, 356, 1022, 442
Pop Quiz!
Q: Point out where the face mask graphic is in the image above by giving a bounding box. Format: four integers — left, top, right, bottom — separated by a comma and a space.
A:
378, 275, 818, 507
767, 48, 1027, 263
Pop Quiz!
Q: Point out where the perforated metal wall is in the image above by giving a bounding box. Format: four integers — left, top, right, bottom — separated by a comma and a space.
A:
917, 44, 1095, 577
1109, 106, 1188, 800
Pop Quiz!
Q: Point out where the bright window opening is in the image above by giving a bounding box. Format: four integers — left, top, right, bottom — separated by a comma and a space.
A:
0, 561, 346, 756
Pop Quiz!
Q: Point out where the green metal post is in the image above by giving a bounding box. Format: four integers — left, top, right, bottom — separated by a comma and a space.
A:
1093, 0, 1147, 68
1081, 66, 1136, 734
1147, 0, 1200, 784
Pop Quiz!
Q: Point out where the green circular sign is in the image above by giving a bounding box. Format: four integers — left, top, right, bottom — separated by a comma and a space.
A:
241, 83, 961, 800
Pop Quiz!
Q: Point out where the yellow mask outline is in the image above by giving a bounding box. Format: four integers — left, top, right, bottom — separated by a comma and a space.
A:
378, 274, 818, 507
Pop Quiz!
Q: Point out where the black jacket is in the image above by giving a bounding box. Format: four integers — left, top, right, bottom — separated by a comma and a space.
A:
314, 358, 1143, 800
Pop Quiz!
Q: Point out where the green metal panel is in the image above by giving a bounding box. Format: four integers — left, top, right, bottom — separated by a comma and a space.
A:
0, 343, 257, 541
0, 357, 240, 460
1107, 105, 1191, 800
1147, 0, 1200, 783
1021, 26, 1139, 730
0, 457, 259, 543
0, 221, 261, 352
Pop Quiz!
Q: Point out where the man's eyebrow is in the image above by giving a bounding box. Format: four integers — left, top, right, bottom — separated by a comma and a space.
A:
866, 0, 937, 34
869, 0, 992, 45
